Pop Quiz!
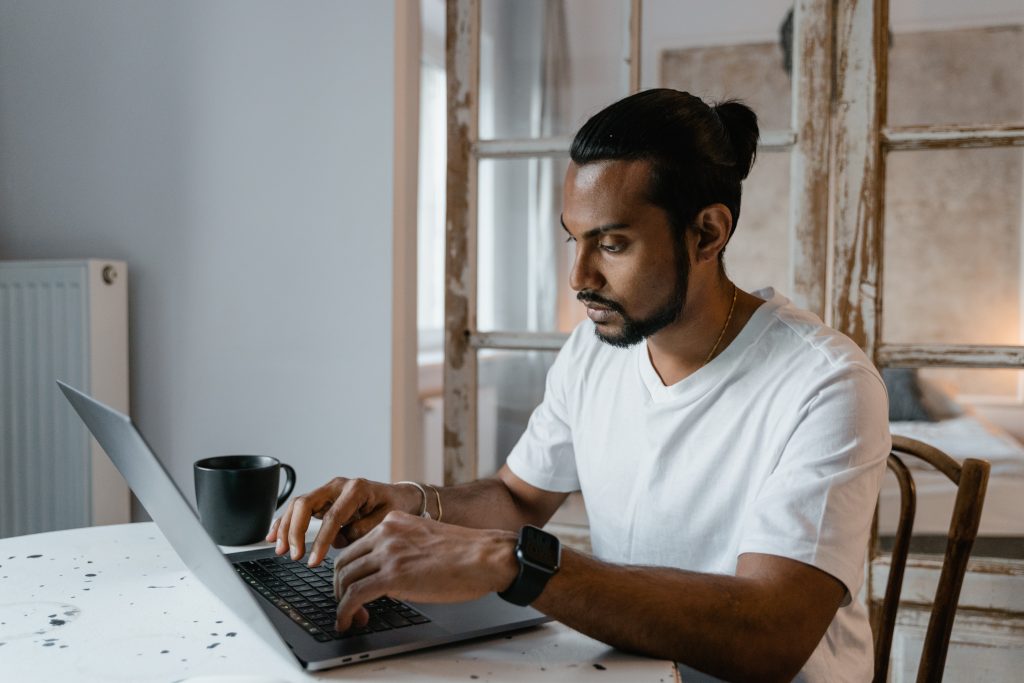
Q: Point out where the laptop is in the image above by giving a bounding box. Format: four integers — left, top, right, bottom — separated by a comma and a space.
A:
57, 381, 549, 672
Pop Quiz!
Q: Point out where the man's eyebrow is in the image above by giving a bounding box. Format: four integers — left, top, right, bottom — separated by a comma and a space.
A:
559, 214, 631, 239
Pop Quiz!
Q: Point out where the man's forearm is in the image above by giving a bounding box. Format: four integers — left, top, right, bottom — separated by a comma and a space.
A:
530, 549, 826, 682
428, 478, 540, 531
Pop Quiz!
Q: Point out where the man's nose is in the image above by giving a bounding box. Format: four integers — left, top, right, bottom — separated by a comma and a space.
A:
569, 245, 603, 293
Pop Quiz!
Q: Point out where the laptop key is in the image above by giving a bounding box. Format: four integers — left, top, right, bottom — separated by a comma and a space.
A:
367, 618, 393, 632
382, 612, 413, 628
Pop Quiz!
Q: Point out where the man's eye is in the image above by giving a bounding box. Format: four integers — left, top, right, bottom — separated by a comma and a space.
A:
600, 242, 623, 253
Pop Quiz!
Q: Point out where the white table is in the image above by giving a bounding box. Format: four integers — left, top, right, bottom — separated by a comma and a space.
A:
0, 522, 681, 682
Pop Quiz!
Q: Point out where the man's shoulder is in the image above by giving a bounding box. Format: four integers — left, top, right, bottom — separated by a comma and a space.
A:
758, 290, 877, 375
748, 290, 885, 403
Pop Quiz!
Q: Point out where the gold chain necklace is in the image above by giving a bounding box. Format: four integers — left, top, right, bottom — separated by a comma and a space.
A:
701, 284, 738, 367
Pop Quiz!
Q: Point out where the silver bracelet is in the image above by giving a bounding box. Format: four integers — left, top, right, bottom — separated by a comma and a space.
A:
394, 481, 431, 519
424, 483, 443, 523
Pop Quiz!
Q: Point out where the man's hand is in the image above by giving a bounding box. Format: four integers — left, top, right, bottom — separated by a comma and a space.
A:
265, 477, 424, 567
332, 511, 518, 631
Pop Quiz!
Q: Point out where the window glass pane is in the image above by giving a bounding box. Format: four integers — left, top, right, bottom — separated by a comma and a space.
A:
478, 156, 580, 333
879, 367, 1024, 560
882, 147, 1022, 347
479, 0, 628, 140
418, 62, 447, 344
644, 0, 794, 131
478, 349, 559, 477
888, 2, 1024, 127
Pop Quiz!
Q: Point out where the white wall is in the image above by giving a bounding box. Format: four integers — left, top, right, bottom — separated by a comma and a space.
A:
0, 0, 396, 514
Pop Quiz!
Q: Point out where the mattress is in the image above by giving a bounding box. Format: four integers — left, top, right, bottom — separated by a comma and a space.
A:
879, 416, 1024, 536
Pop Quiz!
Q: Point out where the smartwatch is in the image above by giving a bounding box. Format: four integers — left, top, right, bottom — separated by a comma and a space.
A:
498, 525, 561, 606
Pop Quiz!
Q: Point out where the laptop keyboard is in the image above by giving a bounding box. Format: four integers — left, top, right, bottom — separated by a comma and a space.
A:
234, 556, 431, 642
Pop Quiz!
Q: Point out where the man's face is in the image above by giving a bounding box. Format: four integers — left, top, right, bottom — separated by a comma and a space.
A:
562, 160, 689, 348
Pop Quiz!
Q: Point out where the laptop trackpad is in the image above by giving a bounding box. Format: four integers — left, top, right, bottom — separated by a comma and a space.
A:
413, 593, 549, 635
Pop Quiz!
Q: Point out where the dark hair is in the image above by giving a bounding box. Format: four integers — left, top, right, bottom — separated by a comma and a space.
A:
569, 89, 759, 255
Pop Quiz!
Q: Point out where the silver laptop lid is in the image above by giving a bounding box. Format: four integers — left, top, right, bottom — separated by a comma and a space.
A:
57, 381, 297, 667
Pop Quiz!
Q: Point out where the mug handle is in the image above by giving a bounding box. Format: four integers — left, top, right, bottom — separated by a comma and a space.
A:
276, 464, 296, 510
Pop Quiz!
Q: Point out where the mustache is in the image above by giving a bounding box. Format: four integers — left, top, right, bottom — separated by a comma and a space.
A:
577, 291, 624, 314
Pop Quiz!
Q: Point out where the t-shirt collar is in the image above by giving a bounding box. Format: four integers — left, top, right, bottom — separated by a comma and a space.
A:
637, 287, 787, 404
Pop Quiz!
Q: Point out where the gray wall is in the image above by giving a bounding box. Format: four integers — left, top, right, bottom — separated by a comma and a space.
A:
0, 1, 395, 514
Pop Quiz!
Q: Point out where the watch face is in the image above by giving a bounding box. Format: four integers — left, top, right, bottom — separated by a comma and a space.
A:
519, 526, 560, 571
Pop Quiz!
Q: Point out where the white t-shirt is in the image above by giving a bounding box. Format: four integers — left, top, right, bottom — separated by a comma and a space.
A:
506, 288, 890, 682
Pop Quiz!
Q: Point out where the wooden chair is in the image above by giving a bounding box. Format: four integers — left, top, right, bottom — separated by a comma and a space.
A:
872, 435, 991, 683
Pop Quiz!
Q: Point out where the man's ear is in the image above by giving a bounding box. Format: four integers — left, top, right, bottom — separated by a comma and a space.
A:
691, 204, 733, 264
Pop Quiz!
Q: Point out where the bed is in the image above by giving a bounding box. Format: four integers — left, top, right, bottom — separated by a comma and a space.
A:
877, 370, 1024, 555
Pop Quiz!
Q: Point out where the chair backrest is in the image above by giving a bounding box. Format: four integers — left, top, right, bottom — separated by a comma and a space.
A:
872, 435, 991, 683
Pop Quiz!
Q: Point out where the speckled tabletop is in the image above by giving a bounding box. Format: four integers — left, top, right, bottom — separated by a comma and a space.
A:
0, 522, 680, 682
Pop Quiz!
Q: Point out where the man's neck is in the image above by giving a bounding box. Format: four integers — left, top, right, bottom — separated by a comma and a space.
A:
645, 282, 762, 387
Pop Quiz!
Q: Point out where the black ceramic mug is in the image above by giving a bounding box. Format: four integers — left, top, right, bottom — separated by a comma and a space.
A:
194, 455, 296, 546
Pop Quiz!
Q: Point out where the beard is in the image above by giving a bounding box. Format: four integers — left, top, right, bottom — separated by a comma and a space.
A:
577, 235, 690, 348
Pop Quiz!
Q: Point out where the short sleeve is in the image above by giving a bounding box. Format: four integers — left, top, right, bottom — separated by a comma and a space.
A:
504, 329, 582, 493
737, 367, 890, 602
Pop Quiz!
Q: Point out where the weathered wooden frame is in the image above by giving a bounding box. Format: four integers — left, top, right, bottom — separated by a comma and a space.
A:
831, 0, 888, 354
443, 0, 480, 485
789, 0, 834, 319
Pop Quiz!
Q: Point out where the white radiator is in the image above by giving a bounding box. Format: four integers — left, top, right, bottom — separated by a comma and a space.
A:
0, 260, 131, 537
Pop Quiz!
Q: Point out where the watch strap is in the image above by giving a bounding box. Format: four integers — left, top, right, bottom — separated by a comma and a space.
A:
498, 560, 550, 606
498, 527, 559, 606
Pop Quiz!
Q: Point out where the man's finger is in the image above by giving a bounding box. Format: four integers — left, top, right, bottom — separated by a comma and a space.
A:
333, 525, 379, 574
342, 507, 388, 543
286, 495, 315, 560
265, 515, 281, 542
336, 576, 385, 631
352, 606, 370, 628
274, 500, 296, 556
308, 493, 368, 567
310, 499, 334, 519
333, 552, 379, 601
331, 528, 350, 549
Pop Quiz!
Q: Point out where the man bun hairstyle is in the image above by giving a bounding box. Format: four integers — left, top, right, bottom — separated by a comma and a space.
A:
570, 89, 759, 255
712, 100, 759, 183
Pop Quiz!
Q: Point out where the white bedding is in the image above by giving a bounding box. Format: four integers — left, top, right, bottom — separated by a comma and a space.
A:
890, 416, 1024, 477
879, 415, 1024, 535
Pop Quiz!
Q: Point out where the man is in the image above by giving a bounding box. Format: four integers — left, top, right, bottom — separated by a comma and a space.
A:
268, 89, 889, 682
